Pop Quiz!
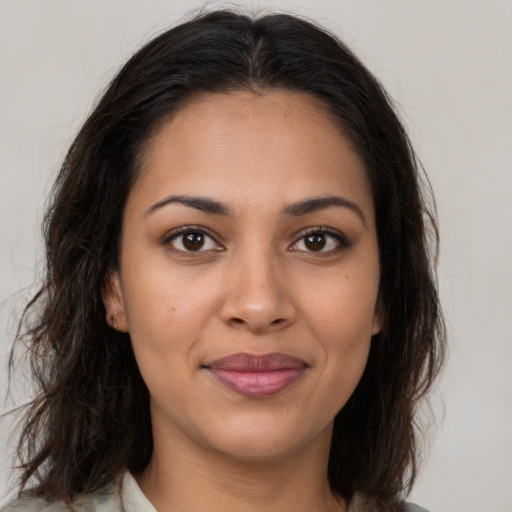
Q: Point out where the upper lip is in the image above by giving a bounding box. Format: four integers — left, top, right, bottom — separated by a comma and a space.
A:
204, 352, 308, 371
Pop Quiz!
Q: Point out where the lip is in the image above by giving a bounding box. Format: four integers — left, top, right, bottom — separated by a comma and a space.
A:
203, 352, 308, 399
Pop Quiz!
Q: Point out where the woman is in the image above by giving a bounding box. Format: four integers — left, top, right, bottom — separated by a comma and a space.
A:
2, 9, 445, 512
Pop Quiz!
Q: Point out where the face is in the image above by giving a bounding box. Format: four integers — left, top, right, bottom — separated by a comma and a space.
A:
104, 90, 382, 462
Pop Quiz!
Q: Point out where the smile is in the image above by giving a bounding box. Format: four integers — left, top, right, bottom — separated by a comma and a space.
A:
203, 352, 308, 398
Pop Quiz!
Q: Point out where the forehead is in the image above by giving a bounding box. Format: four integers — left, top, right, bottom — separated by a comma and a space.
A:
131, 89, 372, 216
169, 88, 343, 133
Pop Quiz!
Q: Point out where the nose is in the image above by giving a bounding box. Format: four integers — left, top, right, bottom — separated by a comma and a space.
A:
219, 249, 297, 334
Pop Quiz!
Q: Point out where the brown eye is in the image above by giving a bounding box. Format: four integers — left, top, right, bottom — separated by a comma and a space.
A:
167, 229, 220, 253
291, 229, 347, 254
183, 232, 205, 251
304, 233, 326, 251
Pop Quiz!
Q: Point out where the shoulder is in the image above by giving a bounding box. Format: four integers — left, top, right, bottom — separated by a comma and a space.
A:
1, 497, 57, 512
0, 497, 74, 512
348, 493, 432, 512
0, 481, 122, 512
405, 504, 431, 512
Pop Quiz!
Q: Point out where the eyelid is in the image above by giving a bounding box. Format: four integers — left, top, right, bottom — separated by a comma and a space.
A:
160, 225, 348, 254
162, 225, 224, 251
289, 226, 350, 252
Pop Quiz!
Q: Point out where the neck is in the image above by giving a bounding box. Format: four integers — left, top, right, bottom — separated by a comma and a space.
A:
136, 421, 345, 512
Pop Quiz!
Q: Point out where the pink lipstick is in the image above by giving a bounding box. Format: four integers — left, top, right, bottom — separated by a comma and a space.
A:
204, 353, 307, 398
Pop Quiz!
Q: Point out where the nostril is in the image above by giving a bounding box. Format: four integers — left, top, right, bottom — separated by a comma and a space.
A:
228, 317, 286, 329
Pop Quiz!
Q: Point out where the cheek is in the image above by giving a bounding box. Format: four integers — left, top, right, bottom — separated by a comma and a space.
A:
304, 271, 379, 343
119, 258, 225, 367
122, 248, 211, 322
299, 266, 378, 394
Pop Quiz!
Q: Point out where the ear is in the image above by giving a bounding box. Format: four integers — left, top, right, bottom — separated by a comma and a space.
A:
371, 297, 384, 336
102, 269, 128, 332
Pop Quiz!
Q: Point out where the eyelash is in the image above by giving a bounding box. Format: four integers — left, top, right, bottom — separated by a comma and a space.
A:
162, 225, 223, 254
290, 227, 350, 255
162, 226, 349, 255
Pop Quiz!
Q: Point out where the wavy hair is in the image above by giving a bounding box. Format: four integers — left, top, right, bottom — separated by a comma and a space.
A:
9, 9, 445, 510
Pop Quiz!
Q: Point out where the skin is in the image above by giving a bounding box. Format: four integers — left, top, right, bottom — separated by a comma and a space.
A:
104, 89, 382, 512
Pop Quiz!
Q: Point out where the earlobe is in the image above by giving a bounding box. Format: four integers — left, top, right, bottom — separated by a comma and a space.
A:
371, 298, 384, 336
371, 316, 383, 336
102, 269, 128, 332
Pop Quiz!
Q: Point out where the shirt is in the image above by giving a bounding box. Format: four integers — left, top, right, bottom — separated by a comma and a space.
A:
1, 472, 430, 512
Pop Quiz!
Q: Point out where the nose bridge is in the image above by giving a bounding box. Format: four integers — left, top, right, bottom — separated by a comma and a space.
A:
220, 240, 294, 332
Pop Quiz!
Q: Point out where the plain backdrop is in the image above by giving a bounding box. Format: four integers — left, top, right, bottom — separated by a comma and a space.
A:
1, 1, 511, 511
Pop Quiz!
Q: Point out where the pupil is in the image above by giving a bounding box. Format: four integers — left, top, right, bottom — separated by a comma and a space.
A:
305, 234, 326, 251
183, 232, 204, 251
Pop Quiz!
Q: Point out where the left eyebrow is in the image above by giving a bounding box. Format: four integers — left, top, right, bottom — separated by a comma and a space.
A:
145, 194, 232, 217
283, 196, 366, 226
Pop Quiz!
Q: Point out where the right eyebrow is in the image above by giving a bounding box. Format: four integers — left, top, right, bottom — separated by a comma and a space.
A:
145, 195, 232, 217
283, 195, 366, 227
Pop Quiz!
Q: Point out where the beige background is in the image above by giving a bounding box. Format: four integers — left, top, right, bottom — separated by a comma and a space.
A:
1, 1, 511, 511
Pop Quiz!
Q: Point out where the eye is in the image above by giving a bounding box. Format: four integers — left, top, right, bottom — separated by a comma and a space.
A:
290, 229, 348, 254
165, 228, 222, 253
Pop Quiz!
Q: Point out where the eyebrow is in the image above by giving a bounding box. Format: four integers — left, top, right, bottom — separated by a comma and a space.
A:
146, 195, 232, 216
146, 194, 365, 225
284, 196, 366, 226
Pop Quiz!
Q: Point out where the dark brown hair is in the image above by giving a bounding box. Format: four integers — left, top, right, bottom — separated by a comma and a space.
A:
9, 9, 445, 510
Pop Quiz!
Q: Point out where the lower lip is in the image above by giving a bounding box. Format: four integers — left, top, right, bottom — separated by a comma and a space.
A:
207, 368, 306, 398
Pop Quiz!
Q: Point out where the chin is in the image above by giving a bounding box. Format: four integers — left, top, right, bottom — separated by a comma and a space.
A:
199, 414, 331, 462
213, 437, 304, 462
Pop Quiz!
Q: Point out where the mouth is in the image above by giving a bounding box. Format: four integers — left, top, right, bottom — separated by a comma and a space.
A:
203, 352, 308, 399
